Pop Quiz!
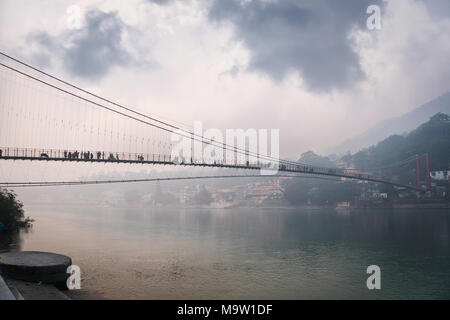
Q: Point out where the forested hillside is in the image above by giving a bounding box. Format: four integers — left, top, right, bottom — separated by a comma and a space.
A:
344, 113, 450, 173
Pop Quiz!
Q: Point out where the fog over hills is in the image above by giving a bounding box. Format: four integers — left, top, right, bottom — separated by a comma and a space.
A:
329, 91, 450, 155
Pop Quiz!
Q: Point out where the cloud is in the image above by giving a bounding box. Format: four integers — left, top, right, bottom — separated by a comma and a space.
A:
208, 0, 382, 91
419, 0, 450, 19
146, 0, 174, 5
9, 0, 449, 158
350, 0, 450, 114
63, 10, 132, 79
27, 8, 151, 80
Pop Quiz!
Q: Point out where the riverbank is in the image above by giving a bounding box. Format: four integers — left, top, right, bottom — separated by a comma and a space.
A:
357, 198, 450, 209
20, 198, 450, 211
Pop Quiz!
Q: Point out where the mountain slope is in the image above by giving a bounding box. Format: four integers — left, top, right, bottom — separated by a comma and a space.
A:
331, 91, 450, 154
346, 113, 450, 181
297, 151, 336, 167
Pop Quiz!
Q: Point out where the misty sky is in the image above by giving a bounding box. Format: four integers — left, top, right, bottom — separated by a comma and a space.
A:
1, 0, 450, 159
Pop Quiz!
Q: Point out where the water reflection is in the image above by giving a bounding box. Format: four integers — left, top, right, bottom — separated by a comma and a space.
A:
13, 206, 450, 299
0, 228, 24, 252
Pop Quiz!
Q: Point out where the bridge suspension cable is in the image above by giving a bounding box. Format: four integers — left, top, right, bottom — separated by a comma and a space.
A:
0, 52, 422, 173
0, 51, 195, 130
0, 173, 342, 188
344, 154, 422, 171
0, 51, 294, 167
0, 51, 426, 191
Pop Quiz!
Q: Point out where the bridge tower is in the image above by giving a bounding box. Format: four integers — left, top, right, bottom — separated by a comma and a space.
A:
425, 153, 431, 191
416, 155, 421, 189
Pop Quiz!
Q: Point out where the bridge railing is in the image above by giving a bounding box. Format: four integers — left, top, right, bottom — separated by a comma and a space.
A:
0, 147, 174, 163
0, 147, 380, 176
279, 161, 394, 184
0, 146, 281, 167
0, 146, 408, 187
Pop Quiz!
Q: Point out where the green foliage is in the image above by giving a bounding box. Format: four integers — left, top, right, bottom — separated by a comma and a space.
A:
349, 113, 450, 184
0, 188, 33, 232
283, 179, 360, 205
285, 113, 449, 205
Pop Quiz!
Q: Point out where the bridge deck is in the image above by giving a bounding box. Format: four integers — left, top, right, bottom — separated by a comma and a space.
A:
0, 147, 421, 191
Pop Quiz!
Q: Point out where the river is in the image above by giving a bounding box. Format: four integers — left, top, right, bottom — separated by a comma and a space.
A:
2, 205, 450, 299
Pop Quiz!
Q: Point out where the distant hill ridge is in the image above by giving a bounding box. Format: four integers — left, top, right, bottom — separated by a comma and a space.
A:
330, 91, 450, 154
297, 150, 336, 167
346, 112, 450, 173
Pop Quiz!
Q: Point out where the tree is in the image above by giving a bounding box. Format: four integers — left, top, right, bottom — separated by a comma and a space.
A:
283, 179, 361, 205
0, 188, 33, 232
346, 113, 450, 184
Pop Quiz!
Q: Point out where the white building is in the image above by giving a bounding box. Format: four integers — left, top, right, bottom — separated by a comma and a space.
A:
430, 170, 450, 181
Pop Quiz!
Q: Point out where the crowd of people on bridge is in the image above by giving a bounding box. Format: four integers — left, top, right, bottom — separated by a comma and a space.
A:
64, 150, 94, 160
61, 150, 147, 162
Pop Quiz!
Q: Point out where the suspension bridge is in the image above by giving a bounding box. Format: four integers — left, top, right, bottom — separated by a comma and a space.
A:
0, 51, 428, 192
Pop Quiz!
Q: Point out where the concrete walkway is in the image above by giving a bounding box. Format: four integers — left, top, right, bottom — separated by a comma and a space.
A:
0, 275, 71, 300
0, 274, 16, 300
5, 278, 70, 300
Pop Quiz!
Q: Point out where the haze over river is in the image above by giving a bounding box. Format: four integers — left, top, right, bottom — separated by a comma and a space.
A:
4, 205, 450, 299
